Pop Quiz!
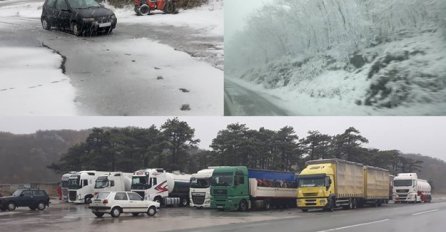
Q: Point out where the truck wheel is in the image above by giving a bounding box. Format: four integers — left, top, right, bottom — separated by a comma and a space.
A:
7, 202, 16, 211
37, 202, 46, 211
94, 212, 104, 218
239, 200, 248, 212
147, 206, 157, 216
110, 207, 121, 218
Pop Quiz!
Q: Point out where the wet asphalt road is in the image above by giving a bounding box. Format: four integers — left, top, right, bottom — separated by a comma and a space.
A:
224, 79, 290, 116
1, 199, 445, 232
0, 0, 223, 115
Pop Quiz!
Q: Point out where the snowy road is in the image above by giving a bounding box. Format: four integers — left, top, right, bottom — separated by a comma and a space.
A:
0, 0, 223, 116
224, 79, 290, 116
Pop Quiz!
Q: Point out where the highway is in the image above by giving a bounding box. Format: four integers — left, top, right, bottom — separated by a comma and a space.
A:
1, 199, 445, 232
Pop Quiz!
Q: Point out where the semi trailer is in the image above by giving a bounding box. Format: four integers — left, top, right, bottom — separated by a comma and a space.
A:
210, 166, 298, 211
189, 168, 214, 208
131, 168, 191, 207
94, 172, 132, 194
393, 173, 431, 203
67, 171, 109, 204
297, 159, 390, 212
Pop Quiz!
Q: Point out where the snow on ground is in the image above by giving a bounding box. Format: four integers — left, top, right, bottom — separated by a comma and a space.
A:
110, 2, 223, 37
0, 47, 77, 115
0, 0, 42, 18
233, 32, 446, 116
100, 38, 223, 115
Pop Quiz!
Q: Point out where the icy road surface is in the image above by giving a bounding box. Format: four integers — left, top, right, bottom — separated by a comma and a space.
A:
0, 0, 223, 116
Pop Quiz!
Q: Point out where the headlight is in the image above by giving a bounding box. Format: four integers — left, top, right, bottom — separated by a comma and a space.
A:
111, 14, 116, 19
83, 17, 95, 22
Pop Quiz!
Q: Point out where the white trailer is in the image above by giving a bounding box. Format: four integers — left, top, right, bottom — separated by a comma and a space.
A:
190, 168, 214, 208
393, 173, 431, 203
131, 168, 191, 207
94, 172, 132, 194
67, 171, 109, 204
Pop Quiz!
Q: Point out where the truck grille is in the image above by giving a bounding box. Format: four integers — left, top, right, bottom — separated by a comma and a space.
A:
303, 193, 318, 197
192, 195, 205, 205
396, 189, 409, 193
305, 199, 317, 206
69, 191, 77, 201
212, 189, 227, 196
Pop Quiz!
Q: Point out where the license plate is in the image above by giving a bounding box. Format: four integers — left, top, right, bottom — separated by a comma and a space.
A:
99, 22, 111, 28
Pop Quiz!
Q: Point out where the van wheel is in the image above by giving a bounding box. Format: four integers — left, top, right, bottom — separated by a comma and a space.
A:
110, 207, 121, 218
94, 212, 104, 218
7, 202, 16, 211
41, 18, 51, 30
37, 202, 46, 211
239, 200, 248, 212
147, 206, 156, 216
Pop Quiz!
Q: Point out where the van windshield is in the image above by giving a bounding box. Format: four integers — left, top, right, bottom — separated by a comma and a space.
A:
67, 0, 100, 9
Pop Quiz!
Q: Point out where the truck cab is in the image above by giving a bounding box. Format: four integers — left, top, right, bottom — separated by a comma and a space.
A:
297, 164, 334, 210
68, 171, 108, 204
94, 172, 132, 194
189, 168, 214, 208
393, 173, 431, 203
210, 166, 249, 211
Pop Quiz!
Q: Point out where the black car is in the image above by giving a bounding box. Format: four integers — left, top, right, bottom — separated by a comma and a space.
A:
0, 189, 50, 211
41, 0, 117, 36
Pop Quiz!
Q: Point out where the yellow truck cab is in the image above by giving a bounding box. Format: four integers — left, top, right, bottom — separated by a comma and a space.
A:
297, 159, 389, 212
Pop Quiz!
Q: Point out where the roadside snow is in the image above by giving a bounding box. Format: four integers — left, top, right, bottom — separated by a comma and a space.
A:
111, 3, 223, 37
0, 1, 42, 18
0, 47, 77, 115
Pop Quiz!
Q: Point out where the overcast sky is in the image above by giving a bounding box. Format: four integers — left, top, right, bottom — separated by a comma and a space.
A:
0, 116, 445, 161
225, 0, 273, 40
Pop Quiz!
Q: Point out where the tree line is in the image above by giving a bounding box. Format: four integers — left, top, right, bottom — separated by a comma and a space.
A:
49, 118, 424, 176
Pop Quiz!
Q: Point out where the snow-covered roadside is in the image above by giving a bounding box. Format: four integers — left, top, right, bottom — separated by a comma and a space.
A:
109, 2, 223, 37
0, 47, 77, 115
232, 32, 446, 116
0, 0, 42, 18
97, 38, 223, 115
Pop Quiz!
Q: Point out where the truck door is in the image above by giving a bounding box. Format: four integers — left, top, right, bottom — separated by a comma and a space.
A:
234, 170, 248, 199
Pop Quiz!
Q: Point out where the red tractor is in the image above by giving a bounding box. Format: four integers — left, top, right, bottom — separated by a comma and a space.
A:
134, 0, 178, 16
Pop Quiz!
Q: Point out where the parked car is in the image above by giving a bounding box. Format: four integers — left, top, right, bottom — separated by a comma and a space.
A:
41, 0, 117, 36
89, 191, 160, 218
0, 189, 50, 211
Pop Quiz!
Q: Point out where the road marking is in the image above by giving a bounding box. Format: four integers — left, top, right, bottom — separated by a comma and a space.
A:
315, 219, 390, 232
412, 209, 439, 216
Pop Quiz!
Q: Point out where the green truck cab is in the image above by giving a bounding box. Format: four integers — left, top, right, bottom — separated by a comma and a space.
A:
210, 166, 248, 211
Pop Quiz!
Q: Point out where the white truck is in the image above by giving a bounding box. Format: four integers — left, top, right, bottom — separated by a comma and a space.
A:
131, 168, 191, 207
393, 173, 432, 203
67, 171, 109, 204
61, 171, 77, 202
189, 168, 214, 208
94, 172, 133, 194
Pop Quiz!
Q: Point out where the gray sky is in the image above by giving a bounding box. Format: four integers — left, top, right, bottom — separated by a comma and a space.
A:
0, 116, 445, 161
225, 0, 273, 40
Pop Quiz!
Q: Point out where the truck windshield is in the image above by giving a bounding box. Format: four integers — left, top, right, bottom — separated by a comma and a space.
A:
191, 177, 211, 188
68, 176, 81, 189
67, 0, 100, 9
61, 180, 69, 188
132, 176, 149, 189
298, 177, 326, 187
212, 173, 233, 186
394, 179, 413, 187
95, 176, 109, 189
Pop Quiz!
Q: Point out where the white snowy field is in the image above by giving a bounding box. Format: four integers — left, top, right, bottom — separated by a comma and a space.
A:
0, 47, 77, 115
